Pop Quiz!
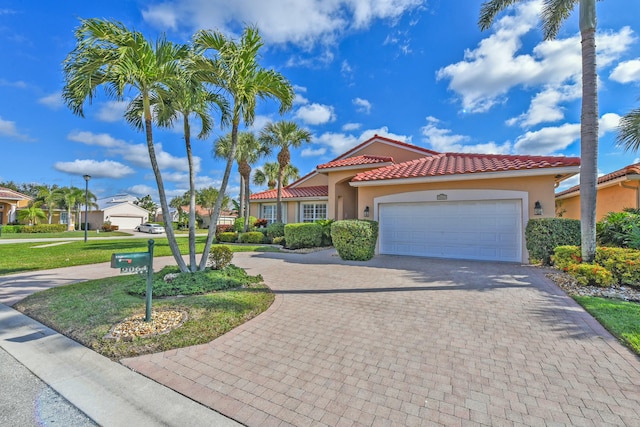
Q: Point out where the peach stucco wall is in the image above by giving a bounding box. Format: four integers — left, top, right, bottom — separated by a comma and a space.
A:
348, 140, 432, 164
559, 181, 640, 221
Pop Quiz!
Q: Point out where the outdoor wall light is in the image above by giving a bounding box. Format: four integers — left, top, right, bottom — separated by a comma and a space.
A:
364, 206, 370, 217
534, 201, 543, 216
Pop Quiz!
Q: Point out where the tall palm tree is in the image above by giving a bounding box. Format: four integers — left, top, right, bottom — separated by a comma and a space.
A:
215, 131, 270, 231
55, 186, 84, 231
253, 162, 300, 190
62, 18, 190, 270
127, 53, 230, 272
35, 184, 59, 224
259, 121, 312, 223
479, 0, 598, 262
192, 26, 294, 269
617, 107, 640, 151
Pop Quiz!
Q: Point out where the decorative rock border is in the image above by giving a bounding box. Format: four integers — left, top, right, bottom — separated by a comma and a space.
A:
104, 310, 187, 341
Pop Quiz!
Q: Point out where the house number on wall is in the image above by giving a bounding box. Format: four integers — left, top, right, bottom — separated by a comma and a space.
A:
437, 194, 448, 201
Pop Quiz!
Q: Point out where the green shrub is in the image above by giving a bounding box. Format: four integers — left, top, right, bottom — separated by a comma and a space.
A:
238, 231, 265, 244
595, 247, 640, 286
234, 216, 257, 232
315, 219, 334, 246
525, 218, 581, 265
126, 265, 263, 297
208, 246, 233, 270
15, 224, 67, 233
266, 222, 285, 239
597, 210, 640, 249
272, 236, 285, 246
217, 232, 238, 243
552, 245, 582, 270
566, 264, 615, 287
0, 225, 19, 233
331, 220, 378, 261
284, 223, 322, 249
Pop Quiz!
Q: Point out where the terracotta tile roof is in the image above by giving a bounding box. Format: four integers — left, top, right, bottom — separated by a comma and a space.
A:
250, 185, 328, 200
317, 155, 394, 170
352, 153, 581, 182
334, 134, 439, 161
0, 187, 32, 200
556, 162, 640, 197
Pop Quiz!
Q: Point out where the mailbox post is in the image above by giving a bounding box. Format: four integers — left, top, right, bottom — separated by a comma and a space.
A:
111, 239, 155, 321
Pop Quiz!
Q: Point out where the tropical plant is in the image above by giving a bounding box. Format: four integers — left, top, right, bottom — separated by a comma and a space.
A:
62, 18, 190, 270
253, 162, 299, 190
617, 106, 640, 152
215, 131, 269, 231
134, 195, 159, 217
35, 184, 60, 224
17, 204, 46, 225
54, 186, 84, 231
127, 52, 229, 272
192, 26, 294, 269
479, 0, 599, 262
259, 121, 311, 223
197, 186, 230, 221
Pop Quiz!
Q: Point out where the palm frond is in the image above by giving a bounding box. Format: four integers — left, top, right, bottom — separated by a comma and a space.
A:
617, 108, 640, 152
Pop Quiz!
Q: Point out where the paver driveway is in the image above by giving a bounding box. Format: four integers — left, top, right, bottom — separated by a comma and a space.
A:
123, 250, 640, 426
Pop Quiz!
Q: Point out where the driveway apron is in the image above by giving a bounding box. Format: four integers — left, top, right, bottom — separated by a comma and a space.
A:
123, 250, 640, 426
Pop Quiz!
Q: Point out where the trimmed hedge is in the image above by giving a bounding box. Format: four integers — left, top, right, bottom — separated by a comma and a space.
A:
3, 224, 67, 233
331, 220, 378, 261
238, 231, 266, 244
265, 222, 285, 239
217, 232, 238, 243
234, 216, 257, 232
284, 223, 322, 249
525, 218, 581, 265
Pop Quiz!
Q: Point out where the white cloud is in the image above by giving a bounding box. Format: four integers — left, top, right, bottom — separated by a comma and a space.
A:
38, 92, 64, 110
293, 93, 309, 105
245, 114, 273, 133
0, 79, 28, 88
506, 84, 580, 128
301, 147, 327, 157
610, 59, 640, 83
142, 0, 423, 49
0, 116, 32, 141
53, 159, 135, 178
294, 103, 336, 125
421, 116, 511, 154
353, 97, 372, 114
128, 184, 159, 199
67, 131, 127, 148
316, 126, 411, 155
119, 142, 198, 173
342, 122, 361, 131
96, 100, 128, 122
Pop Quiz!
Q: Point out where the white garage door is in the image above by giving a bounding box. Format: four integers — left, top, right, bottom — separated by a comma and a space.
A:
110, 216, 144, 230
379, 199, 522, 262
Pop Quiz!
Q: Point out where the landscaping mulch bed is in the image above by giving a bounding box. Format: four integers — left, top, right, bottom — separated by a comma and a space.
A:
546, 270, 640, 303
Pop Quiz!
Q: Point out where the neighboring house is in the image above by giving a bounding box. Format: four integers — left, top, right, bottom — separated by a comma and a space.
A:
83, 194, 149, 230
180, 205, 237, 228
555, 162, 640, 221
0, 187, 32, 225
249, 135, 580, 263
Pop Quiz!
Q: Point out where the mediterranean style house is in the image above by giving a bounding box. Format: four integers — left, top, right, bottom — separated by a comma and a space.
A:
0, 187, 32, 225
249, 135, 580, 263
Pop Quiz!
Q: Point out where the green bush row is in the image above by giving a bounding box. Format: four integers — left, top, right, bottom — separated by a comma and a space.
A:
331, 220, 378, 261
525, 218, 581, 265
553, 245, 640, 287
0, 224, 67, 233
284, 223, 322, 249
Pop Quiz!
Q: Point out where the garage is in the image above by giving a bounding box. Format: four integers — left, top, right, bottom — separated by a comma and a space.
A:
379, 199, 522, 262
109, 215, 144, 230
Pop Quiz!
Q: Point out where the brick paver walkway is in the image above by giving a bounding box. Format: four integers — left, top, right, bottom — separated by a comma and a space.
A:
123, 250, 640, 426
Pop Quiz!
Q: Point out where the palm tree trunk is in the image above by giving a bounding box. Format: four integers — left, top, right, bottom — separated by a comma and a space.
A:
144, 100, 188, 272
239, 175, 245, 222
184, 116, 197, 272
579, 1, 598, 263
243, 166, 251, 231
198, 119, 239, 270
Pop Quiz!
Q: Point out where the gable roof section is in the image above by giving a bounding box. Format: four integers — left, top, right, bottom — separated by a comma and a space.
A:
351, 152, 580, 184
330, 134, 438, 163
317, 155, 394, 171
556, 162, 640, 198
250, 185, 328, 201
0, 187, 32, 201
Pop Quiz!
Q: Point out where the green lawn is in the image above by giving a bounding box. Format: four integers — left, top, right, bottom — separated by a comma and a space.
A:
0, 230, 132, 239
14, 272, 274, 360
573, 296, 640, 355
0, 237, 279, 275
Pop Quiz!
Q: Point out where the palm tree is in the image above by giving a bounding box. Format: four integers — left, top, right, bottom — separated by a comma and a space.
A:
62, 18, 190, 271
479, 0, 598, 262
192, 26, 294, 269
259, 121, 312, 223
35, 184, 59, 224
55, 186, 84, 231
128, 53, 230, 272
253, 162, 300, 190
617, 107, 640, 151
197, 186, 230, 226
215, 131, 269, 231
18, 204, 46, 225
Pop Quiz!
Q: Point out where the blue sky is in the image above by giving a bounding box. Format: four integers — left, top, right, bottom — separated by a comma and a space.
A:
1, 0, 640, 202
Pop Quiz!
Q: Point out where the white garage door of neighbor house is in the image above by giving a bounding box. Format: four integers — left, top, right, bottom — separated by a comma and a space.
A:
379, 199, 522, 262
110, 216, 144, 229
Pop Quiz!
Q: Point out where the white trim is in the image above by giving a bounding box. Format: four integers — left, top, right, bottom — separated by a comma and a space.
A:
374, 189, 529, 263
351, 166, 580, 187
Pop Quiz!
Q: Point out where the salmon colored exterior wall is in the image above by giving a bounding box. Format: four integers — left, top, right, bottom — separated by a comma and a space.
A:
558, 181, 640, 221
294, 173, 327, 187
347, 140, 432, 163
